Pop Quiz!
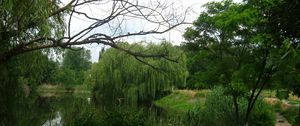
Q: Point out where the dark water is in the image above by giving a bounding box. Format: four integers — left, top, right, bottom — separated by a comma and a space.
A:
15, 93, 88, 126
19, 92, 171, 126
38, 93, 91, 126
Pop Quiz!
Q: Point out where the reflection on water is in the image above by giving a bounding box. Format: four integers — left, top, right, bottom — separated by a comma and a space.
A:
36, 93, 93, 126
18, 92, 169, 126
42, 112, 62, 126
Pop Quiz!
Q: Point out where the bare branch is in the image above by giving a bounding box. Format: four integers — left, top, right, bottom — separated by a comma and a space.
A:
0, 0, 187, 63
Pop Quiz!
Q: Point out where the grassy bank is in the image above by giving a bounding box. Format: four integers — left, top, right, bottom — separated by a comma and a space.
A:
155, 89, 300, 111
37, 84, 91, 96
154, 90, 209, 112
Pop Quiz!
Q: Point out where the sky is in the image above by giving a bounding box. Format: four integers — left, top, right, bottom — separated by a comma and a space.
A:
65, 0, 242, 62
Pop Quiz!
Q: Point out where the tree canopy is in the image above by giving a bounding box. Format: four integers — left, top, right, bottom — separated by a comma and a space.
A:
59, 48, 91, 86
87, 42, 188, 105
0, 0, 185, 124
0, 0, 186, 63
62, 48, 91, 72
1, 0, 300, 125
182, 0, 300, 124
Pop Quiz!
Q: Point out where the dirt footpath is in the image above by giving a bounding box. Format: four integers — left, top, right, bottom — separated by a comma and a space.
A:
276, 113, 291, 126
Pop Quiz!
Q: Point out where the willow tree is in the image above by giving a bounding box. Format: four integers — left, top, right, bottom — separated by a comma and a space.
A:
0, 0, 187, 125
86, 42, 188, 105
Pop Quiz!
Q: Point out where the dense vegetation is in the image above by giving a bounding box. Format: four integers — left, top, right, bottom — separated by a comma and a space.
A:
86, 42, 188, 105
0, 51, 59, 124
53, 48, 91, 89
0, 0, 300, 125
182, 0, 300, 124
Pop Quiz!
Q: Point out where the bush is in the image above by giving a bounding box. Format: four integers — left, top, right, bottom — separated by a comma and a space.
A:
194, 86, 276, 126
182, 106, 203, 126
282, 107, 298, 125
249, 100, 276, 126
100, 109, 146, 126
69, 107, 147, 126
71, 112, 100, 126
200, 86, 239, 126
63, 102, 101, 126
276, 90, 289, 100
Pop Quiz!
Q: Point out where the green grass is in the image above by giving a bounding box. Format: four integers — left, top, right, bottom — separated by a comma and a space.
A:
289, 100, 300, 105
154, 90, 206, 112
37, 84, 91, 94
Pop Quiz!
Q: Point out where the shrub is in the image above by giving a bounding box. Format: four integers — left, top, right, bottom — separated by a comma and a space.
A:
195, 86, 276, 126
282, 107, 298, 125
276, 90, 290, 100
69, 107, 147, 126
71, 112, 100, 126
182, 106, 203, 126
100, 109, 146, 126
200, 86, 238, 126
249, 99, 276, 126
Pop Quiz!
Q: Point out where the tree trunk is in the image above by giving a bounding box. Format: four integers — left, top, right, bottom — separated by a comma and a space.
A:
233, 96, 240, 125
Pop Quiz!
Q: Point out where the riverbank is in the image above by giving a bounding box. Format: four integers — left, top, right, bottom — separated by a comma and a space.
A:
154, 90, 208, 112
155, 89, 300, 125
37, 84, 91, 97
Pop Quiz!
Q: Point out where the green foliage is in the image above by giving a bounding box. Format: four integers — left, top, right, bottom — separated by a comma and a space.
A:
275, 90, 289, 100
272, 49, 300, 98
63, 48, 91, 73
50, 48, 92, 89
183, 0, 300, 88
84, 63, 98, 90
182, 0, 300, 124
69, 109, 100, 126
154, 91, 204, 112
273, 101, 282, 112
0, 51, 60, 125
89, 42, 188, 104
182, 0, 265, 89
183, 51, 221, 89
281, 107, 298, 125
200, 87, 240, 126
54, 68, 76, 90
199, 87, 275, 126
249, 100, 276, 126
0, 0, 65, 52
224, 82, 248, 98
61, 48, 91, 86
254, 0, 300, 40
100, 109, 147, 126
69, 106, 147, 126
0, 0, 66, 124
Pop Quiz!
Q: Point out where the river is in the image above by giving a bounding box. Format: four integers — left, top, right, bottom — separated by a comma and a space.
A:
18, 92, 178, 126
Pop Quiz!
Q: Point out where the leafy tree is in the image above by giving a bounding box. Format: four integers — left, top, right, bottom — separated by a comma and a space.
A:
0, 0, 66, 124
0, 0, 185, 63
53, 67, 76, 89
61, 48, 91, 85
200, 86, 275, 126
183, 0, 299, 124
0, 0, 186, 125
62, 48, 91, 72
0, 50, 59, 125
88, 42, 188, 105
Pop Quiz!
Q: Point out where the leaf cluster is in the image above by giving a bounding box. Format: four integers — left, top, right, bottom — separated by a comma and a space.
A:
88, 42, 188, 105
